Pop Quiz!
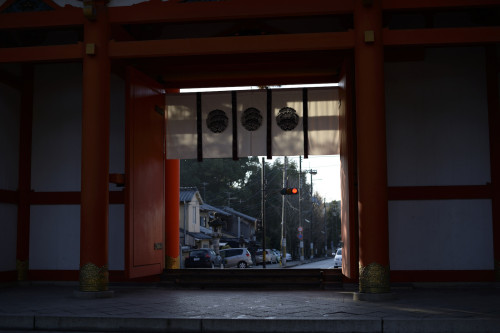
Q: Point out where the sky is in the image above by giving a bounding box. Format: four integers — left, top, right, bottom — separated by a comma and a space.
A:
262, 155, 341, 202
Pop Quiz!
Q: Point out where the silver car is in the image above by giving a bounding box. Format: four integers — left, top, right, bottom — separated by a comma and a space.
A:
255, 249, 278, 265
220, 248, 253, 268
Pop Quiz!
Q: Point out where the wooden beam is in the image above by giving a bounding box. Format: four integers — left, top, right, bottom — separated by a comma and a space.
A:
109, 31, 355, 59
109, 0, 353, 24
0, 8, 83, 29
28, 191, 124, 205
0, 43, 83, 63
383, 26, 500, 46
383, 0, 500, 10
387, 185, 493, 201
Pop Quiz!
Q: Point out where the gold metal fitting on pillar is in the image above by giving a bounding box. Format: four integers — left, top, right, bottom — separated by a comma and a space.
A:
79, 263, 109, 292
166, 256, 180, 270
359, 262, 390, 293
16, 260, 29, 281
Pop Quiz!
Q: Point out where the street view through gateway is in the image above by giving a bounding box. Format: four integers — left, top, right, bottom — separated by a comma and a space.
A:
179, 155, 342, 270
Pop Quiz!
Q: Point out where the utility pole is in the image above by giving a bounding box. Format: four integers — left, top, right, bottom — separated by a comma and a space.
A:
305, 169, 317, 259
201, 182, 208, 202
324, 198, 327, 257
261, 157, 266, 269
281, 156, 287, 267
299, 156, 303, 260
225, 191, 235, 208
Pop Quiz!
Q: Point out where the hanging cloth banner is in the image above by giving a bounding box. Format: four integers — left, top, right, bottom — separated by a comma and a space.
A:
166, 87, 339, 159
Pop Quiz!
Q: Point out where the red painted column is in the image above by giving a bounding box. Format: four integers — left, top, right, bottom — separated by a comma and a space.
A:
165, 159, 180, 269
16, 64, 33, 282
79, 0, 111, 292
354, 0, 391, 293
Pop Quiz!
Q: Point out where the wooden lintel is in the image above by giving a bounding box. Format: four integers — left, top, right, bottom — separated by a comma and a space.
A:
388, 185, 493, 201
0, 43, 84, 63
383, 26, 500, 46
382, 0, 500, 11
109, 0, 353, 25
0, 8, 83, 29
109, 31, 355, 59
162, 74, 338, 90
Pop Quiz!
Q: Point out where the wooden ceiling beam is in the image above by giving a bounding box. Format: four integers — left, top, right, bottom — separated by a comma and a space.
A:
109, 0, 354, 25
383, 26, 500, 46
109, 31, 355, 59
382, 0, 500, 10
0, 43, 83, 63
0, 8, 83, 29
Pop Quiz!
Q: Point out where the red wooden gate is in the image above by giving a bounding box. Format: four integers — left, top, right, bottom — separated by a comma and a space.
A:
339, 59, 359, 280
125, 67, 165, 279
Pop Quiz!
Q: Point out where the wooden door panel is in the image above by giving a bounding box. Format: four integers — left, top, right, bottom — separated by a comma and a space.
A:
126, 67, 165, 279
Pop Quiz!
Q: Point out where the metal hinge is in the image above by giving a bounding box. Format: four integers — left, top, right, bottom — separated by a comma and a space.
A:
154, 243, 163, 250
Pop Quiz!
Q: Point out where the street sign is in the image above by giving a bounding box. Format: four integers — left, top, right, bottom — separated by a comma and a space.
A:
297, 226, 303, 232
297, 233, 303, 240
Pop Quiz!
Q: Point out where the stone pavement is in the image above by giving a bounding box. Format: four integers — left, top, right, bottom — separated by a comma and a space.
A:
0, 281, 499, 333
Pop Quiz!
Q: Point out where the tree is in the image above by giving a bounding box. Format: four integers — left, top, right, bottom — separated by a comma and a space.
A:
180, 157, 260, 207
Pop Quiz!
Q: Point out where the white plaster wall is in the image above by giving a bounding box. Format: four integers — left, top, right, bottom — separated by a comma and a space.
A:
31, 63, 82, 192
0, 82, 20, 190
28, 65, 126, 272
29, 205, 80, 270
389, 200, 493, 270
0, 204, 17, 271
385, 47, 490, 187
385, 47, 494, 272
109, 73, 125, 191
108, 74, 125, 270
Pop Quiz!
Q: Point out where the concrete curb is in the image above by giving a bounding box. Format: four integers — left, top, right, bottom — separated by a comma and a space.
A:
2, 315, 500, 333
383, 319, 500, 333
201, 318, 381, 333
0, 315, 34, 330
35, 316, 201, 332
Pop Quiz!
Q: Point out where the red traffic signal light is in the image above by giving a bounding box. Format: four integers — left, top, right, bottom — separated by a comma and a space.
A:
280, 187, 299, 195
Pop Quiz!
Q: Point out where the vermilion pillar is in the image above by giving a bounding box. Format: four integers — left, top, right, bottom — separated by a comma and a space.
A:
165, 159, 180, 269
354, 0, 391, 293
79, 0, 111, 292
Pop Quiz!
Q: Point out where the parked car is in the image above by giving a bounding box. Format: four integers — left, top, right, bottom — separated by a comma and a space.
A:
333, 248, 342, 268
219, 248, 253, 268
255, 249, 278, 265
185, 249, 223, 268
285, 252, 292, 261
272, 249, 281, 262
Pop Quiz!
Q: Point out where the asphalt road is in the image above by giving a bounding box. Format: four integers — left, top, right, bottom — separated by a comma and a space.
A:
290, 258, 336, 269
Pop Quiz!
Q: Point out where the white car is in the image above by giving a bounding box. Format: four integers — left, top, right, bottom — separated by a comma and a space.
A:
255, 249, 278, 265
333, 248, 342, 268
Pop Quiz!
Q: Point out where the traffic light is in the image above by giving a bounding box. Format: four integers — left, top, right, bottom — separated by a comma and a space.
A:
280, 187, 298, 195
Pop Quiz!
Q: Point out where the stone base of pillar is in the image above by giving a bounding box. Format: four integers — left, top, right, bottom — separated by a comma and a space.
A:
165, 256, 180, 270
359, 262, 391, 293
16, 260, 29, 282
78, 263, 109, 292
